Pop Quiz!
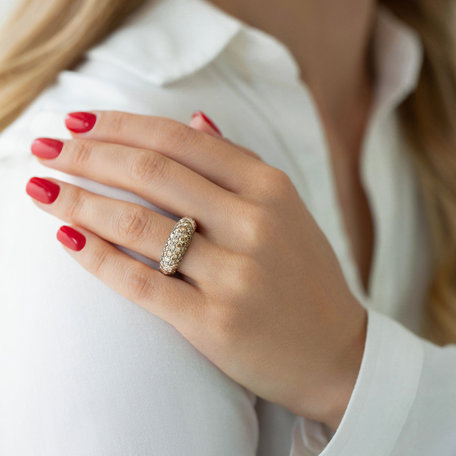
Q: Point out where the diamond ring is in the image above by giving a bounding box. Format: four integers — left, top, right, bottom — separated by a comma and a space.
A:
159, 216, 197, 275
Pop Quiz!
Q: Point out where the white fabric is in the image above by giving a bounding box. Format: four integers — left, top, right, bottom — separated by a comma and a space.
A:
0, 0, 13, 25
1, 0, 455, 454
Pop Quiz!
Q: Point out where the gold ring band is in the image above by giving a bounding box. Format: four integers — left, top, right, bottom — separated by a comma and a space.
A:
159, 216, 197, 275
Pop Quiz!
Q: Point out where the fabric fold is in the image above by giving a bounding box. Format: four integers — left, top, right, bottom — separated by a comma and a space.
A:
290, 308, 424, 456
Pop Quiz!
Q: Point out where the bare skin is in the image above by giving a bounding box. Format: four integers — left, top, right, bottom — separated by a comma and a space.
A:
208, 0, 377, 294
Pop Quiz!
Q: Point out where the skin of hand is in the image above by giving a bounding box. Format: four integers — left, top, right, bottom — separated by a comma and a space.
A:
26, 110, 368, 432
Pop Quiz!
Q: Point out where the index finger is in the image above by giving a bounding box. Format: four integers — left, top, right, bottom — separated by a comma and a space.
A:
65, 110, 264, 194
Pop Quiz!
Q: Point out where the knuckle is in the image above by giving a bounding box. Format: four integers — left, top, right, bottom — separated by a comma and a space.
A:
161, 120, 197, 150
203, 253, 258, 342
271, 168, 294, 192
71, 140, 93, 168
106, 111, 128, 136
128, 150, 167, 185
239, 202, 272, 248
255, 166, 294, 200
218, 251, 261, 296
231, 254, 262, 293
124, 266, 155, 302
63, 187, 86, 221
205, 301, 239, 342
115, 206, 151, 242
90, 246, 110, 276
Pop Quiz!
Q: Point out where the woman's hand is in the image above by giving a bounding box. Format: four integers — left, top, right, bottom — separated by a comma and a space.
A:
26, 110, 367, 431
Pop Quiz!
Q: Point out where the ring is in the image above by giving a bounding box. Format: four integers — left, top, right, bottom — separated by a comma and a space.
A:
159, 216, 197, 275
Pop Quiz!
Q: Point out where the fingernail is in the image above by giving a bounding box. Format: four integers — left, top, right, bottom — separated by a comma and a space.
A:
57, 225, 86, 251
65, 112, 97, 133
31, 138, 64, 159
191, 111, 222, 135
26, 177, 60, 204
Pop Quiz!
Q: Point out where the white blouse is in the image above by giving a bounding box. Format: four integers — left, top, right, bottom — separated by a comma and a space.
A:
1, 0, 455, 455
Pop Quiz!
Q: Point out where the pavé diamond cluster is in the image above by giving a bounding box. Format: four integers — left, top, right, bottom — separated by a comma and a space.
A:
159, 216, 197, 275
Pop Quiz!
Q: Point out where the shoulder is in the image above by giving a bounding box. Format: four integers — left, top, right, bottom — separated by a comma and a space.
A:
0, 0, 249, 157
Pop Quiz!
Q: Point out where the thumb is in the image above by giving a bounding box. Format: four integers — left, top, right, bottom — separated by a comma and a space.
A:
188, 110, 263, 161
189, 111, 223, 137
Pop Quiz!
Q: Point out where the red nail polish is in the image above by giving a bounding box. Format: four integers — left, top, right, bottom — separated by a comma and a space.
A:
65, 112, 97, 133
31, 138, 64, 159
57, 226, 86, 251
26, 177, 60, 204
192, 111, 222, 135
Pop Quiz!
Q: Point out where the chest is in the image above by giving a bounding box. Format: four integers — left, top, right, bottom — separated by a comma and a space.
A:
326, 140, 375, 296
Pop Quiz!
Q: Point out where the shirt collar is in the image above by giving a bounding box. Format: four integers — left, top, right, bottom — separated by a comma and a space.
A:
371, 6, 423, 113
86, 0, 423, 104
85, 0, 242, 86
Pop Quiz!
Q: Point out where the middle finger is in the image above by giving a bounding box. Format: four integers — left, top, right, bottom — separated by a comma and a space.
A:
32, 137, 236, 235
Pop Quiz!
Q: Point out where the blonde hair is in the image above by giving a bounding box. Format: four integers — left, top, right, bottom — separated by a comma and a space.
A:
381, 0, 456, 346
0, 0, 146, 130
1, 0, 455, 345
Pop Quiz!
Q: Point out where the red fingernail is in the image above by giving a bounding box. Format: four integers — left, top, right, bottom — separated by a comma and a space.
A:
65, 112, 97, 133
192, 111, 222, 135
26, 177, 60, 204
57, 226, 86, 251
31, 138, 64, 159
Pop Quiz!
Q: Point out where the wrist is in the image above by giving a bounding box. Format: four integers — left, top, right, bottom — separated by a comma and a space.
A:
323, 307, 368, 432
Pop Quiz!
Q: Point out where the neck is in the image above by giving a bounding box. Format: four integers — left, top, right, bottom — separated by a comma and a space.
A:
208, 0, 377, 142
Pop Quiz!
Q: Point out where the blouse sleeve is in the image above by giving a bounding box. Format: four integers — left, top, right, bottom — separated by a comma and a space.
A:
289, 307, 456, 456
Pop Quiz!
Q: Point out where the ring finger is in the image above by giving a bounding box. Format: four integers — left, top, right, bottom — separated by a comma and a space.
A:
25, 176, 218, 283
